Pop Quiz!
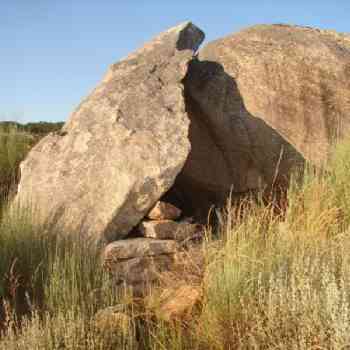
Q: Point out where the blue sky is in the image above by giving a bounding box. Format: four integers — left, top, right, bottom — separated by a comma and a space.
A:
1, 0, 349, 123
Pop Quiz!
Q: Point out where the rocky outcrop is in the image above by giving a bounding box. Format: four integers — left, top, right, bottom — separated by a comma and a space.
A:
16, 22, 205, 243
15, 23, 350, 248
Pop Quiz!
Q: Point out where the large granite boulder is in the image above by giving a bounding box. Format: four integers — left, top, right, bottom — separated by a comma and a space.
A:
192, 24, 350, 168
16, 22, 204, 243
176, 24, 350, 211
183, 59, 304, 198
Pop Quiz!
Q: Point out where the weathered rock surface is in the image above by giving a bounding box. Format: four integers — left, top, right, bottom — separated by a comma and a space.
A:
16, 22, 205, 243
103, 238, 177, 259
179, 29, 322, 208
184, 60, 303, 196
139, 220, 200, 241
193, 24, 350, 167
103, 238, 178, 294
147, 201, 182, 220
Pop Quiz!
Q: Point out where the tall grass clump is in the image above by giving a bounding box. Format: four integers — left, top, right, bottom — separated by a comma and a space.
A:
0, 204, 136, 349
327, 139, 350, 227
193, 140, 350, 349
145, 139, 350, 349
0, 125, 137, 349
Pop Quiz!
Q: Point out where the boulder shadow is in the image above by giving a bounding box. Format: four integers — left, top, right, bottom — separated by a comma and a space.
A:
161, 58, 306, 221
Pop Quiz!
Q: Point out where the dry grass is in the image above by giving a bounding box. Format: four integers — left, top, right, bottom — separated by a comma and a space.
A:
2, 132, 350, 348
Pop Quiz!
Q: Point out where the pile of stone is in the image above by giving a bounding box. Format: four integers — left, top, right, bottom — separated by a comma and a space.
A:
102, 201, 203, 296
139, 201, 201, 242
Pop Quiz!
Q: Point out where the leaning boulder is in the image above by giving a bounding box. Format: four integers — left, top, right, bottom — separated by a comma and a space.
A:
16, 23, 350, 242
16, 22, 204, 243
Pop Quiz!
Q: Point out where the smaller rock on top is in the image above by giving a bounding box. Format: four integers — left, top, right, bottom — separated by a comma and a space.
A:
147, 201, 182, 220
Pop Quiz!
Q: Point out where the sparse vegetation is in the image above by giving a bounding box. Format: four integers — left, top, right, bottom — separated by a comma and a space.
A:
0, 121, 64, 136
2, 127, 350, 349
0, 122, 62, 208
0, 127, 34, 208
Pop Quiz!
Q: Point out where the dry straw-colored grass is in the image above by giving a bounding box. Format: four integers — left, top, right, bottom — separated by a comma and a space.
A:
2, 131, 350, 349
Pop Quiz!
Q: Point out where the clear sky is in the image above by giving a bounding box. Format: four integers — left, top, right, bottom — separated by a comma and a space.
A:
1, 0, 349, 123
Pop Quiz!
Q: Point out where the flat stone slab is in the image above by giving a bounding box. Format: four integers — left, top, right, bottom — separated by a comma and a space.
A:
103, 238, 177, 260
139, 220, 200, 241
103, 238, 178, 295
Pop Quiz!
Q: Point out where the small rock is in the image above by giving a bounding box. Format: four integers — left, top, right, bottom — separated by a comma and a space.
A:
147, 284, 202, 322
103, 238, 177, 260
147, 201, 182, 220
103, 238, 178, 295
139, 220, 200, 241
108, 255, 175, 285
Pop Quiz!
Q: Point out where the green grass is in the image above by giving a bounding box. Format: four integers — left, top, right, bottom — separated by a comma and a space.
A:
2, 129, 350, 348
0, 122, 63, 207
0, 126, 34, 207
